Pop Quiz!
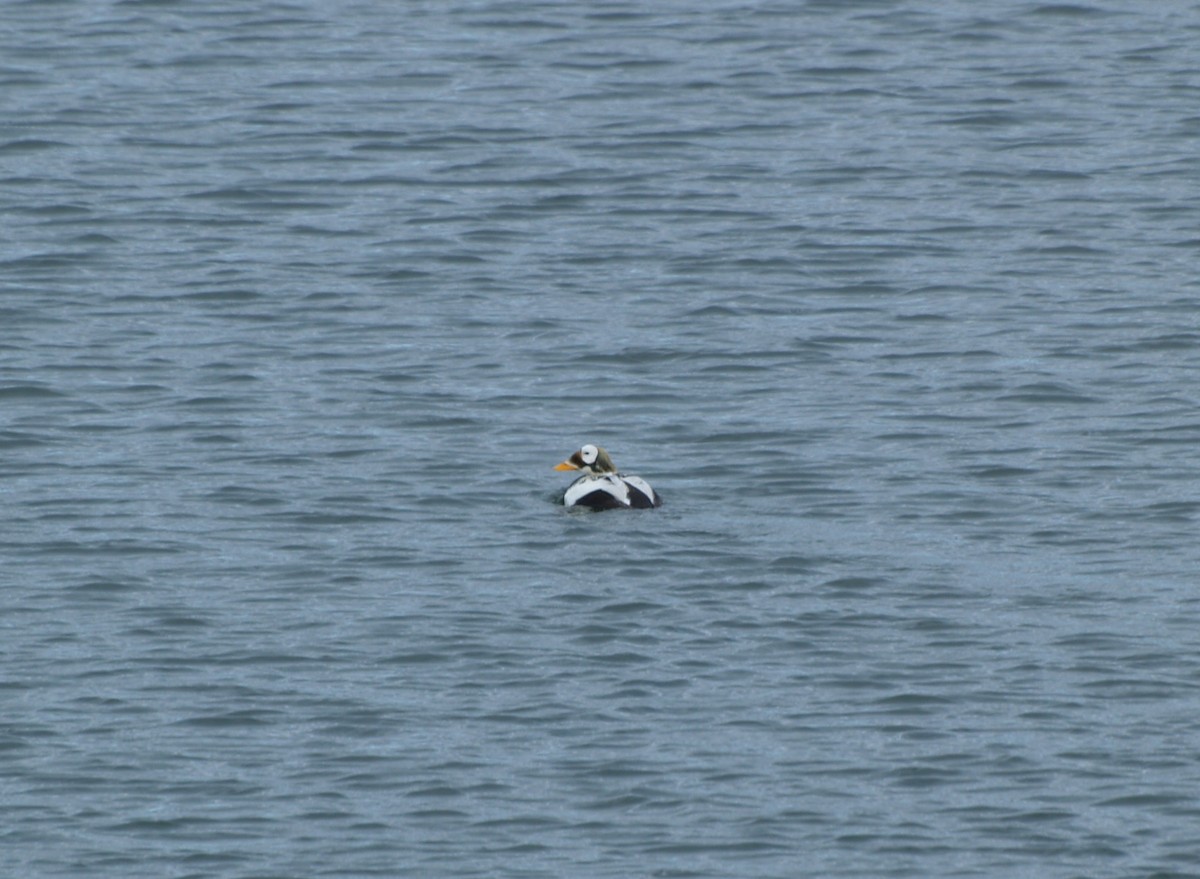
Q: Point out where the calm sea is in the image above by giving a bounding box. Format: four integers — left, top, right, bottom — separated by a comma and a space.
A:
4, 2, 1200, 877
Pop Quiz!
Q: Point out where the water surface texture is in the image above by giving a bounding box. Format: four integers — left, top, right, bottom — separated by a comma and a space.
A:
4, 2, 1200, 877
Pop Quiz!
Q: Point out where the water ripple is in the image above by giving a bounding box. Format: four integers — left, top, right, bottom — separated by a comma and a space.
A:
4, 1, 1200, 877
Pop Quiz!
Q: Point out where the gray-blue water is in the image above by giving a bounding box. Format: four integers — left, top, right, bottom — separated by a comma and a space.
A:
4, 2, 1200, 876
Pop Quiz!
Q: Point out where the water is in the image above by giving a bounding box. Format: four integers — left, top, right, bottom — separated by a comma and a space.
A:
4, 1, 1200, 876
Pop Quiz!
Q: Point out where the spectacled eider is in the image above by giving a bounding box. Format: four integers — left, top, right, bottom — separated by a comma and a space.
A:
554, 444, 662, 510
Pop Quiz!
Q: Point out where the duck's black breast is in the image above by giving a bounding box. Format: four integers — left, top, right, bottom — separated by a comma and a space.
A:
572, 488, 629, 510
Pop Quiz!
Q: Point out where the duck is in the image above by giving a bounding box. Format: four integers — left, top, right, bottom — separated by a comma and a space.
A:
554, 444, 662, 510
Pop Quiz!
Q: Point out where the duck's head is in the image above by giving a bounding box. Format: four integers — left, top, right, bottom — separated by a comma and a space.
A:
554, 443, 617, 476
